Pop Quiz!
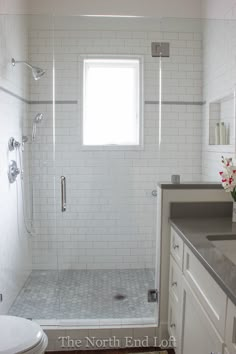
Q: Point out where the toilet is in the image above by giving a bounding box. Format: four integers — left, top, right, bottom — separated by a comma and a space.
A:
0, 316, 48, 354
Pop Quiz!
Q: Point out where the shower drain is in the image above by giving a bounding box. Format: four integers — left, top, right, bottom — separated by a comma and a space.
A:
114, 293, 127, 301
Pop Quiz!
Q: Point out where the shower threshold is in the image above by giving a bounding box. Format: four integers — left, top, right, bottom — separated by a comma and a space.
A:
8, 269, 156, 327
34, 317, 157, 328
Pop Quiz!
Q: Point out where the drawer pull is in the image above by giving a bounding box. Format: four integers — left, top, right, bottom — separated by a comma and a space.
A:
173, 244, 179, 250
170, 323, 176, 328
172, 281, 177, 287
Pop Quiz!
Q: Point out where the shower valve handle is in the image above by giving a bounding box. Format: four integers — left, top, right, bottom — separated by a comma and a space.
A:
8, 160, 20, 183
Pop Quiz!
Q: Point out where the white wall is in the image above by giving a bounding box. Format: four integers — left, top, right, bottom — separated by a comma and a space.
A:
0, 0, 28, 14
202, 0, 236, 20
201, 2, 236, 181
0, 14, 31, 314
0, 0, 202, 18
28, 17, 202, 270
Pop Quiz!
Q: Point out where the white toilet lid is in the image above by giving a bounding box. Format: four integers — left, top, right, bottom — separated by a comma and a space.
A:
0, 316, 45, 354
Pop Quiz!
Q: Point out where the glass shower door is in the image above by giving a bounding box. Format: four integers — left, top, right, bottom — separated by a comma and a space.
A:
53, 15, 160, 325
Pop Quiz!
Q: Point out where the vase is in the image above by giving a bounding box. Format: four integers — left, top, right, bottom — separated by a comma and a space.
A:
233, 202, 236, 223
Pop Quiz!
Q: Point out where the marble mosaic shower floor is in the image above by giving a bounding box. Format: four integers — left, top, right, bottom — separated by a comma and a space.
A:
8, 269, 155, 320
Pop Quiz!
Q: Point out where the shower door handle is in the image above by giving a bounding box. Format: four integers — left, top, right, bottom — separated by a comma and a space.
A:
61, 176, 66, 212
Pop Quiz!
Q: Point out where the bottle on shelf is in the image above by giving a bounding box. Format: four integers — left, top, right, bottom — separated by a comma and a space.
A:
214, 122, 220, 145
226, 124, 230, 145
220, 122, 226, 145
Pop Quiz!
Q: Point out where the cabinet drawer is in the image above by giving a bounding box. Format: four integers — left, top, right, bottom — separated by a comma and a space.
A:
170, 227, 184, 269
169, 255, 182, 305
225, 299, 236, 354
168, 293, 180, 351
183, 245, 227, 338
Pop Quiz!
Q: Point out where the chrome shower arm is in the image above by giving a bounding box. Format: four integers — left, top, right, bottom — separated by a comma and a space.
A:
18, 61, 33, 69
12, 58, 33, 69
11, 58, 45, 80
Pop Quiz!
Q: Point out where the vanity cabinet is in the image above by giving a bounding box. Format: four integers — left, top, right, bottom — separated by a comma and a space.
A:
183, 245, 227, 338
181, 278, 224, 354
168, 228, 184, 353
168, 226, 229, 354
168, 256, 182, 353
225, 299, 236, 354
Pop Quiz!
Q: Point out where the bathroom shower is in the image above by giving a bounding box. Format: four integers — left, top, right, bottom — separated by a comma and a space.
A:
11, 58, 45, 80
25, 113, 44, 234
7, 112, 45, 237
22, 113, 44, 143
32, 113, 44, 141
7, 135, 33, 235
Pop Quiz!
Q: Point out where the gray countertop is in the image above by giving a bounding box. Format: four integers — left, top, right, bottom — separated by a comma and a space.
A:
158, 182, 222, 190
170, 217, 236, 306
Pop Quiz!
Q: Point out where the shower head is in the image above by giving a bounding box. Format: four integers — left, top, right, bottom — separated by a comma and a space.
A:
34, 113, 44, 123
12, 58, 45, 80
31, 66, 45, 80
32, 113, 44, 141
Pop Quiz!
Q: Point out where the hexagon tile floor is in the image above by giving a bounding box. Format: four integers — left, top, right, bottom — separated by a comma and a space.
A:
8, 269, 155, 320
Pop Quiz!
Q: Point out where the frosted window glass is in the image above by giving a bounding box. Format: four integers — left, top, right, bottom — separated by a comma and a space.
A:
83, 59, 141, 146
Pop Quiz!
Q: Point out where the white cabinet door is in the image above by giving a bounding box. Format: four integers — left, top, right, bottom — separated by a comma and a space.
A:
181, 278, 224, 354
184, 245, 227, 337
225, 299, 236, 354
224, 347, 230, 354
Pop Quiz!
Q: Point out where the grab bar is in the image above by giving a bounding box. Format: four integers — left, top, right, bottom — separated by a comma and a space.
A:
61, 176, 66, 212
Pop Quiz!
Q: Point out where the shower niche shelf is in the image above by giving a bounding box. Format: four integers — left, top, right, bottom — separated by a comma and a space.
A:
208, 91, 236, 153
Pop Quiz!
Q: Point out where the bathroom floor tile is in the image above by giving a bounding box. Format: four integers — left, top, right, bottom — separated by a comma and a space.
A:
8, 269, 155, 321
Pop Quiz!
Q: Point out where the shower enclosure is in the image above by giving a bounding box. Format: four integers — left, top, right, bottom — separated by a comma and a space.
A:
2, 14, 227, 329
3, 15, 162, 326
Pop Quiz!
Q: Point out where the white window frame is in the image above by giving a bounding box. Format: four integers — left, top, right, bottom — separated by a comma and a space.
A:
80, 55, 144, 150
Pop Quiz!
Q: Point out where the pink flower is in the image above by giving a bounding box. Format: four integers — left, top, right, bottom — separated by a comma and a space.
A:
220, 156, 236, 195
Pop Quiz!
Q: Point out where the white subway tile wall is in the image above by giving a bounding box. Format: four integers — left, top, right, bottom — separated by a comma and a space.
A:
28, 18, 203, 270
4, 13, 234, 318
0, 15, 31, 314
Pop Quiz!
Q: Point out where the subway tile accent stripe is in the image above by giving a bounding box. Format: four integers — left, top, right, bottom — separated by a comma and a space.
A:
0, 87, 204, 106
0, 86, 29, 103
0, 88, 78, 104
30, 100, 78, 104
31, 100, 204, 105
145, 100, 205, 105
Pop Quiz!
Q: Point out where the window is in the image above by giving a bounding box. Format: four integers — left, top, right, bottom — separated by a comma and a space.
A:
82, 57, 142, 146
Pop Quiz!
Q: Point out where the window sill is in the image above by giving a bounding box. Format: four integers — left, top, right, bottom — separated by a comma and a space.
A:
81, 144, 144, 151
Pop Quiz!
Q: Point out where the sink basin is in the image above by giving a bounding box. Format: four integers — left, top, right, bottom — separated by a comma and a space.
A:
207, 234, 236, 265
